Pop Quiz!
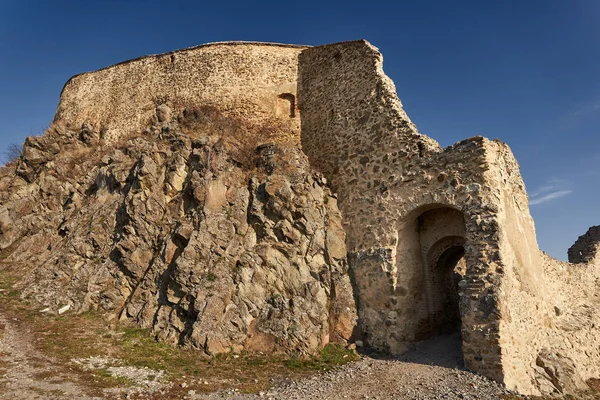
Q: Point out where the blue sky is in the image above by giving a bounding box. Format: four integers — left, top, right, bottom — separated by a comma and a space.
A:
0, 0, 598, 260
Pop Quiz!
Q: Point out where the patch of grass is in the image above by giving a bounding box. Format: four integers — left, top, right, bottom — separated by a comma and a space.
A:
285, 344, 359, 372
118, 326, 178, 373
205, 272, 217, 282
0, 263, 362, 397
94, 369, 134, 387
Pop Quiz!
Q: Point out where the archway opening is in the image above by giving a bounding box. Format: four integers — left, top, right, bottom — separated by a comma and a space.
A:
412, 206, 467, 342
276, 93, 296, 118
428, 244, 465, 337
398, 205, 467, 367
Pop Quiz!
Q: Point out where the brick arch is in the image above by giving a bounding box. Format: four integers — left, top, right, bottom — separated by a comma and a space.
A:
425, 235, 465, 269
413, 207, 466, 339
422, 235, 466, 337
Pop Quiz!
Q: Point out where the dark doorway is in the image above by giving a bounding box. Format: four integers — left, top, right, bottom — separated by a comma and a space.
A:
277, 93, 296, 118
429, 245, 465, 336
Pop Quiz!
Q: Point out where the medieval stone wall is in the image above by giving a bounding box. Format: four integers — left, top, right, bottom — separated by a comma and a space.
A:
481, 143, 549, 394
477, 146, 600, 395
540, 253, 600, 393
55, 42, 306, 143
297, 40, 600, 395
45, 39, 600, 396
298, 40, 443, 354
390, 139, 507, 383
297, 41, 506, 382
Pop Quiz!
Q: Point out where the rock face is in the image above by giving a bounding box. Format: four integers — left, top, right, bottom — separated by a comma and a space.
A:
568, 226, 600, 264
1, 40, 599, 397
0, 109, 357, 355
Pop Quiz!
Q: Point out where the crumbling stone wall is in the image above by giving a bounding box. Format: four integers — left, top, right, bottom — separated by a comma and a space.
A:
16, 39, 600, 396
297, 40, 600, 396
55, 42, 306, 143
535, 253, 600, 394
298, 41, 506, 382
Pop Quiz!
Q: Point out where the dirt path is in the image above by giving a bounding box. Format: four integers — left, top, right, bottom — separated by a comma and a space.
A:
0, 313, 99, 400
263, 334, 511, 400
1, 309, 597, 400
192, 334, 513, 400
0, 311, 511, 400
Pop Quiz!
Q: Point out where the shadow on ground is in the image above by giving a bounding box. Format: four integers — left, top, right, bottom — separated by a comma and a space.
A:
362, 332, 465, 369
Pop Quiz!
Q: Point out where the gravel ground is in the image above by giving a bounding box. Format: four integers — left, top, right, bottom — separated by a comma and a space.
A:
1, 314, 516, 400
192, 333, 516, 400
2, 312, 517, 400
0, 314, 100, 400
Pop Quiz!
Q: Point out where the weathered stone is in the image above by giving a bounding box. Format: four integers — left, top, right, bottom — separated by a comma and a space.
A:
535, 350, 588, 394
0, 40, 598, 398
0, 122, 357, 357
156, 104, 171, 123
568, 225, 600, 264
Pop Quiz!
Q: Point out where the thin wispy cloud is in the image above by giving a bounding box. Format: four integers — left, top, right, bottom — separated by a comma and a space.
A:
529, 178, 573, 206
558, 100, 600, 130
570, 101, 600, 117
530, 190, 572, 205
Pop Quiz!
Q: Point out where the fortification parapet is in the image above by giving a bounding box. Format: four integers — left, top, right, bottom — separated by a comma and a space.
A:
55, 42, 306, 142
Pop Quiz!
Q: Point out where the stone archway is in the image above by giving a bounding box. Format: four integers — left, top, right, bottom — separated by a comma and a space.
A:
415, 207, 466, 340
424, 236, 465, 337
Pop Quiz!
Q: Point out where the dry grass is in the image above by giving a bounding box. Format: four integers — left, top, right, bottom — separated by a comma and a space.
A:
1, 143, 21, 166
0, 262, 357, 397
178, 103, 297, 170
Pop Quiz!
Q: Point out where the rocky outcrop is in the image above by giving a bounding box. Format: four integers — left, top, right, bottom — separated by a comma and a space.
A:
568, 226, 600, 264
2, 39, 599, 397
0, 108, 357, 355
534, 350, 588, 394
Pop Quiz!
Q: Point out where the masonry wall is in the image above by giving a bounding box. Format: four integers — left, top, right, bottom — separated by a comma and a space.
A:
484, 144, 549, 394
297, 40, 442, 353
298, 41, 506, 381
391, 139, 507, 382
541, 254, 600, 392
50, 39, 600, 396
478, 146, 600, 395
298, 40, 600, 395
55, 42, 306, 142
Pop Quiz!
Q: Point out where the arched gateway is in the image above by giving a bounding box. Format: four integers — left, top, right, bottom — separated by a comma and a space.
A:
416, 207, 466, 340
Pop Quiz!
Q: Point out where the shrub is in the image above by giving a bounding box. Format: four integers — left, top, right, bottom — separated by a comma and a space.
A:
2, 142, 22, 165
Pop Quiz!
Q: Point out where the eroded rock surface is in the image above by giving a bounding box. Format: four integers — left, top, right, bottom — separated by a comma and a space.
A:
2, 39, 599, 397
0, 111, 357, 355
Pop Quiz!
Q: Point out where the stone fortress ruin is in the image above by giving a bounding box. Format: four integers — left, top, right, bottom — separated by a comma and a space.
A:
24, 40, 600, 395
